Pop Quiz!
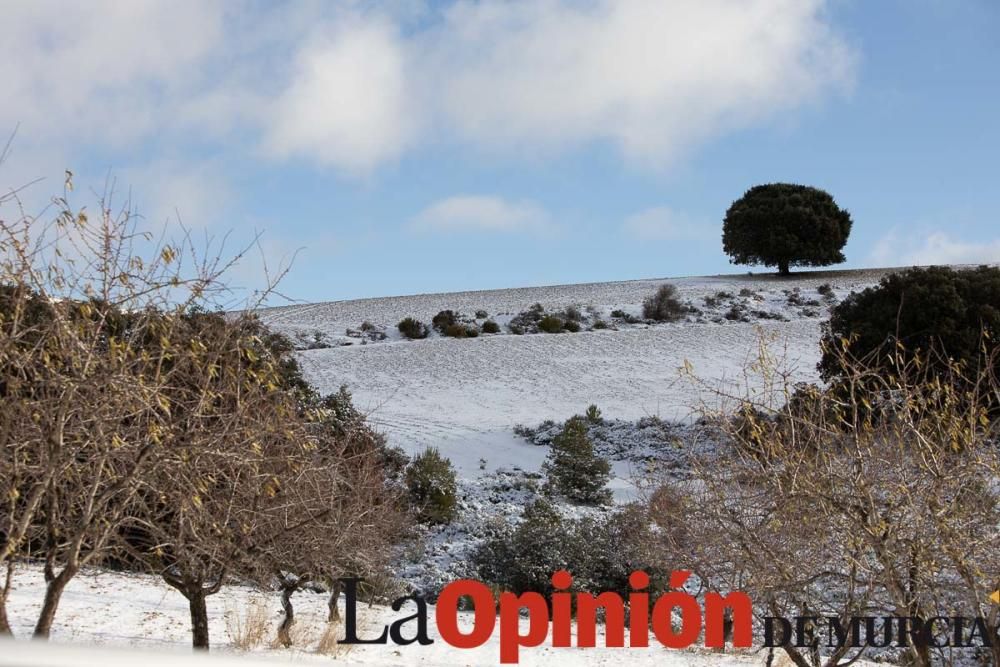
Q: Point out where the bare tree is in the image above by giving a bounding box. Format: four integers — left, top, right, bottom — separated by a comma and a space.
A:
1, 182, 251, 638
652, 335, 1000, 667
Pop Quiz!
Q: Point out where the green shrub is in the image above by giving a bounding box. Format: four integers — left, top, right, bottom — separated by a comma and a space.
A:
443, 322, 468, 338
585, 404, 603, 424
591, 319, 608, 330
563, 320, 581, 333
397, 317, 429, 340
405, 448, 458, 524
475, 309, 488, 319
432, 310, 459, 333
543, 418, 612, 505
465, 326, 480, 338
538, 315, 565, 333
642, 284, 685, 322
820, 266, 1000, 386
481, 320, 501, 334
474, 500, 573, 597
474, 500, 664, 598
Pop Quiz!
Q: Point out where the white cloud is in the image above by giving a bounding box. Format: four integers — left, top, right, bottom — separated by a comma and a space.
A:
1, 0, 855, 183
0, 1, 223, 147
421, 0, 855, 165
623, 207, 713, 241
869, 230, 1000, 267
412, 195, 550, 233
263, 18, 418, 173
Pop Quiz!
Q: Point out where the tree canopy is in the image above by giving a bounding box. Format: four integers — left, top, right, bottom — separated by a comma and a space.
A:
722, 183, 853, 275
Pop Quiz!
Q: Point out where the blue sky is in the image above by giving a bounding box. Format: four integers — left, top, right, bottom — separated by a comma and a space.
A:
2, 1, 998, 302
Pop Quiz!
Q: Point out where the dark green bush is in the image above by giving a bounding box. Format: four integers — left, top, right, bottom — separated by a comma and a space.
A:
481, 320, 501, 334
585, 404, 603, 424
563, 320, 581, 333
397, 317, 429, 340
475, 309, 488, 319
432, 310, 459, 333
405, 447, 458, 524
474, 500, 664, 598
538, 315, 565, 333
465, 326, 480, 338
642, 284, 685, 322
820, 266, 1000, 384
592, 319, 608, 330
722, 183, 853, 275
543, 418, 612, 504
443, 322, 468, 338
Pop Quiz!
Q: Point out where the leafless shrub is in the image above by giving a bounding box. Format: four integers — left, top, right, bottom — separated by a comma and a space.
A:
316, 621, 343, 656
654, 334, 1000, 667
224, 595, 272, 651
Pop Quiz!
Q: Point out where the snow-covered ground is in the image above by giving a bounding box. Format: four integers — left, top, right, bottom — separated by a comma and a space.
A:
265, 271, 888, 480
3, 564, 767, 666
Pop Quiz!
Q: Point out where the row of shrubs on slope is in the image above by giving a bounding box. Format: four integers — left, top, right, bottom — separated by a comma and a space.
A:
396, 284, 692, 340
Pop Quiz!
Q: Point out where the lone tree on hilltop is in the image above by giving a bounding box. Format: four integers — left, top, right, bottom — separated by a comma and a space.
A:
722, 183, 853, 276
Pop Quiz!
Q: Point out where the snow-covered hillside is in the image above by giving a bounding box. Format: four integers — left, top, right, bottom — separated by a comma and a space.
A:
262, 270, 889, 474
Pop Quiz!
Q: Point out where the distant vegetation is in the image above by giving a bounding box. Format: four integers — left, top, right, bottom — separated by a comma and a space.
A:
642, 284, 687, 321
397, 316, 429, 339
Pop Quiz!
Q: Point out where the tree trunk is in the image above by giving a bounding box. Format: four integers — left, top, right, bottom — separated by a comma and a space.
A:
33, 567, 76, 638
778, 259, 790, 276
277, 584, 296, 648
187, 589, 210, 650
0, 597, 11, 636
328, 580, 343, 623
0, 561, 12, 636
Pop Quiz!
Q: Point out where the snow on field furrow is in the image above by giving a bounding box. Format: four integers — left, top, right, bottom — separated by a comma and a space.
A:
299, 319, 823, 457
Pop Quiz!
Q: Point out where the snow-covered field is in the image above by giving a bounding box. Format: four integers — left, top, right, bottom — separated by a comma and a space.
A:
265, 270, 889, 477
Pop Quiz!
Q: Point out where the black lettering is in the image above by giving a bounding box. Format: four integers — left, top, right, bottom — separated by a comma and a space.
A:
339, 578, 389, 644
389, 594, 434, 646
764, 617, 792, 647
